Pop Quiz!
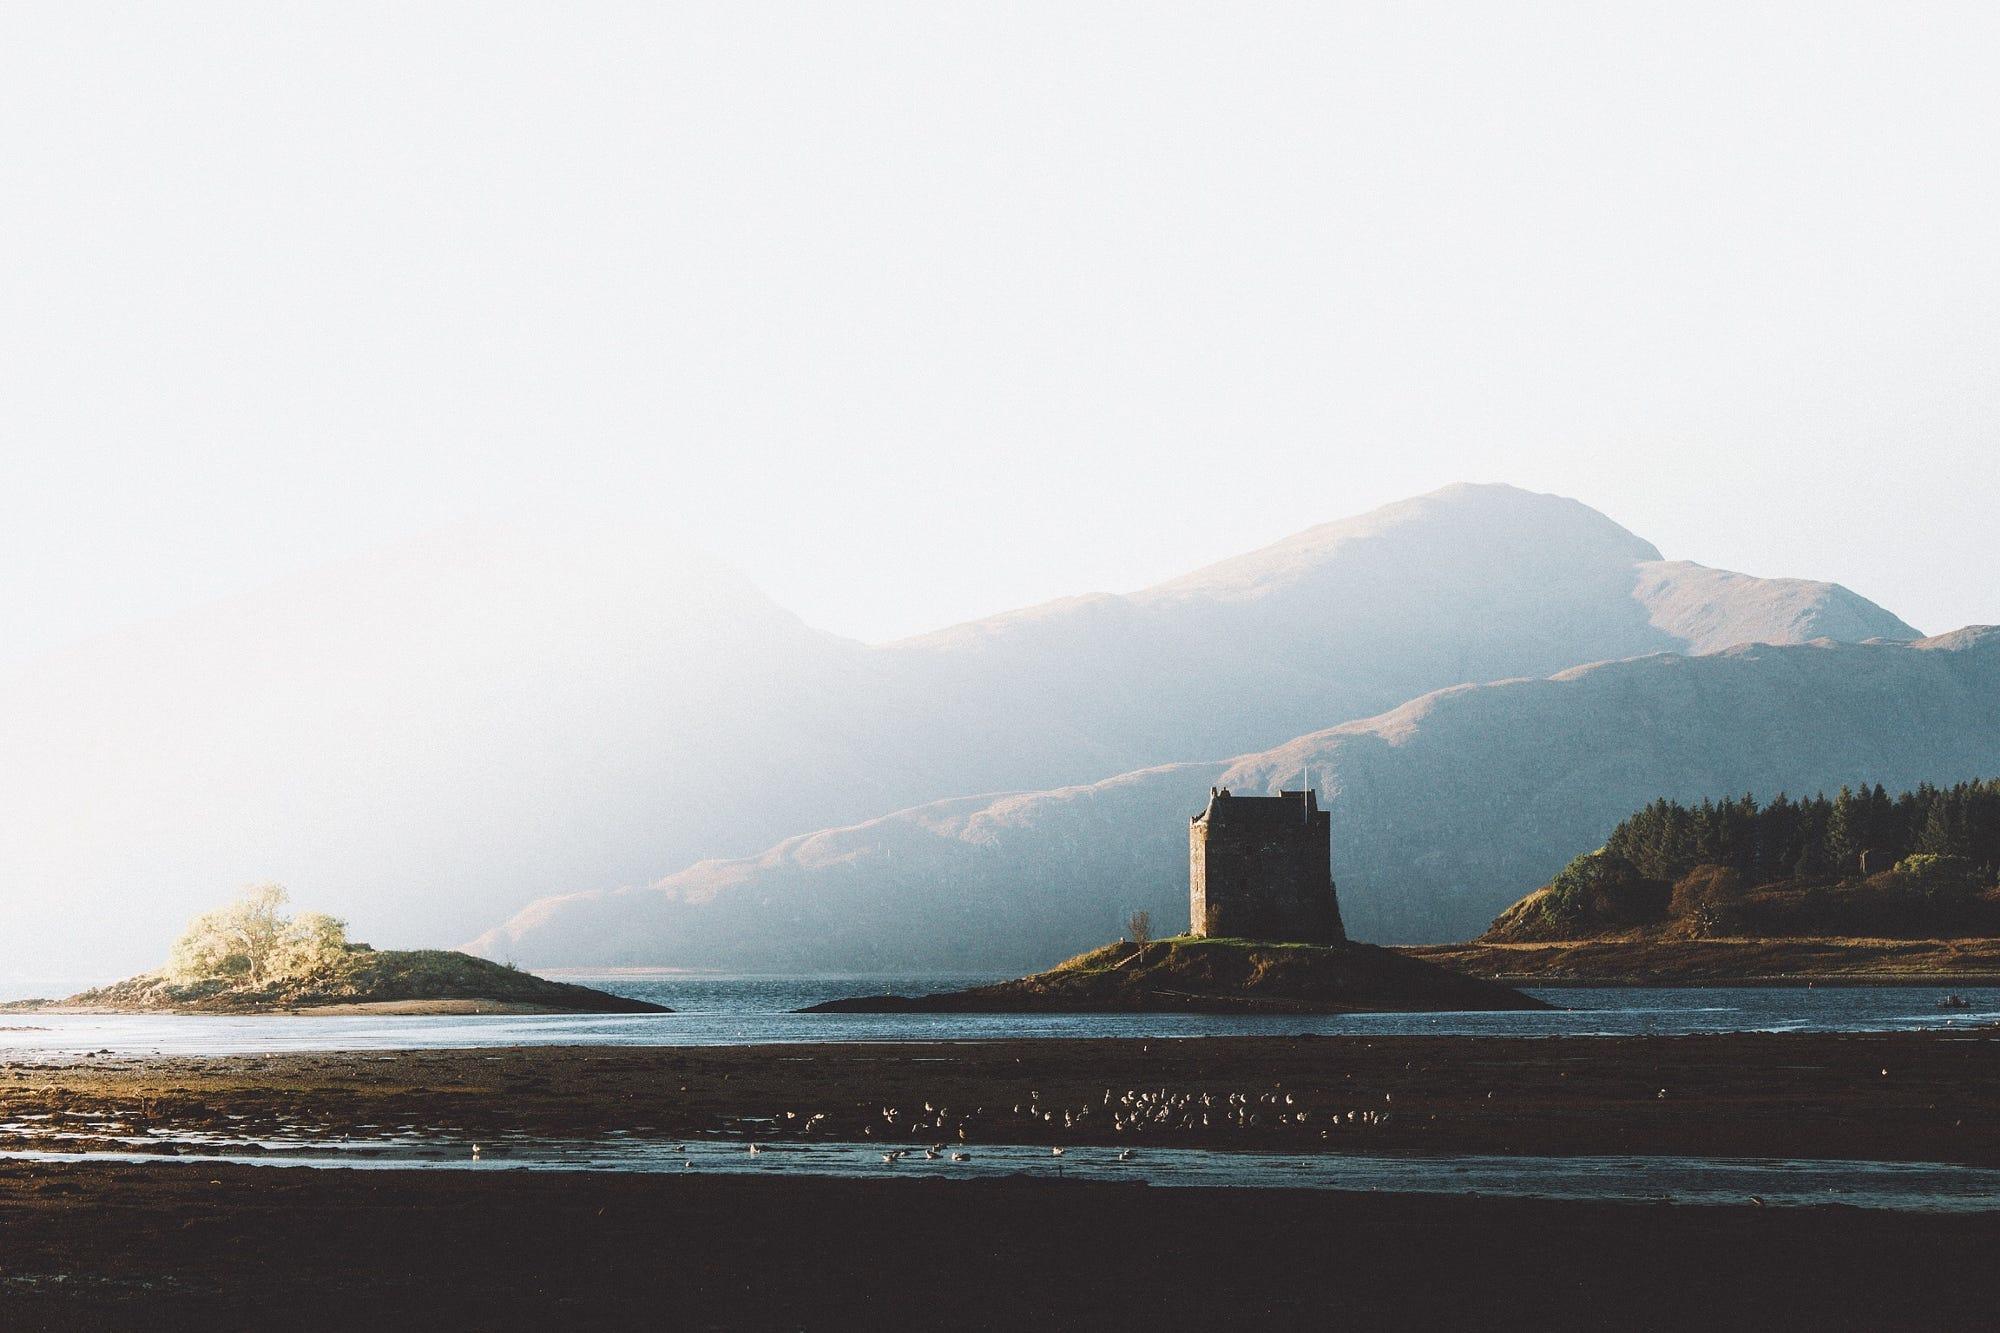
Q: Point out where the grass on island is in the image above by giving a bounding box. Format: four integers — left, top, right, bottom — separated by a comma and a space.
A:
1047, 935, 1329, 973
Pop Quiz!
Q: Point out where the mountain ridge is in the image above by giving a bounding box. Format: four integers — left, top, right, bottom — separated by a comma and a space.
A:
0, 483, 1921, 977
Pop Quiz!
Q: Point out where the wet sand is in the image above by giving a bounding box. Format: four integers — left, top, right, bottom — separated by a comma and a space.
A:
8, 1030, 2000, 1165
3, 1160, 1999, 1330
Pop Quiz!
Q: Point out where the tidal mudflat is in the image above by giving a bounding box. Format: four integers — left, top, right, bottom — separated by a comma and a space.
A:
8, 1031, 2000, 1166
11, 1030, 2000, 1328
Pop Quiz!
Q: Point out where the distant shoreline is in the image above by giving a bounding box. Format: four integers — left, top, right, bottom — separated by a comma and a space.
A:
1403, 936, 2000, 987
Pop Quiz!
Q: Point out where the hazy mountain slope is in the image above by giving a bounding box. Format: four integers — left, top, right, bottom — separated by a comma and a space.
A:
1631, 560, 1916, 654
473, 629, 2000, 969
0, 525, 904, 977
876, 484, 1918, 776
0, 484, 1917, 978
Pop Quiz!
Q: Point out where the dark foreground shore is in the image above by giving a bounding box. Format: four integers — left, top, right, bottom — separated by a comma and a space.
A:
13, 1032, 2000, 1328
12, 1031, 2000, 1164
4, 1161, 2000, 1331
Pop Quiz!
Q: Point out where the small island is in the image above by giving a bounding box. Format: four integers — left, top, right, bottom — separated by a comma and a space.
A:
11, 886, 665, 1015
805, 934, 1548, 1013
809, 787, 1546, 1014
1411, 782, 2000, 985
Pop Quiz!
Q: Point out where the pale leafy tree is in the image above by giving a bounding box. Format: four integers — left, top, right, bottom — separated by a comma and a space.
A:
166, 885, 350, 984
274, 911, 350, 976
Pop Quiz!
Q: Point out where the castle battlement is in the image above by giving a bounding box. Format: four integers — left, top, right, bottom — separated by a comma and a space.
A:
1188, 787, 1345, 943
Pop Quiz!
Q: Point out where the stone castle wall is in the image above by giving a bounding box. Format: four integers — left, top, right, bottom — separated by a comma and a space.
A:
1189, 789, 1345, 944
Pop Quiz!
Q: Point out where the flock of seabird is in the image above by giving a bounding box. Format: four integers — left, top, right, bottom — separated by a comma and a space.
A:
627, 1083, 1402, 1170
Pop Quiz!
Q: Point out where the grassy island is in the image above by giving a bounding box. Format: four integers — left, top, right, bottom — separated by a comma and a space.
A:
804, 934, 1548, 1014
11, 886, 665, 1015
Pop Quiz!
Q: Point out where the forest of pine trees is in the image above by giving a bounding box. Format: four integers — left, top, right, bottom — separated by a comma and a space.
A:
1601, 779, 2000, 886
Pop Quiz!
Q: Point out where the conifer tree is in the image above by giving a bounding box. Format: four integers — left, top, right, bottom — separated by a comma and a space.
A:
1593, 779, 2000, 886
1825, 787, 1860, 874
1917, 798, 1968, 859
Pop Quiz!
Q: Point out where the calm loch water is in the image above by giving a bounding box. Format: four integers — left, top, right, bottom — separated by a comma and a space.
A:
0, 977, 1995, 1057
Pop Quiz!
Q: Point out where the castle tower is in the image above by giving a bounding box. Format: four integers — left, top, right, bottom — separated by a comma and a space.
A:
1189, 787, 1345, 943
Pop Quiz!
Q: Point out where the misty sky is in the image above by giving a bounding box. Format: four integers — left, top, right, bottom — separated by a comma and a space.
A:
5, 2, 1997, 666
